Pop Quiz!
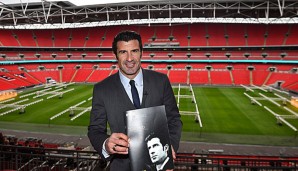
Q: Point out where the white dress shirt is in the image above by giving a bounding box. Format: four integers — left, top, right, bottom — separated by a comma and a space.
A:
119, 69, 143, 104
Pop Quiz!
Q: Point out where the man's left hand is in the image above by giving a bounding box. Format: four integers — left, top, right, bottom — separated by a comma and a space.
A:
171, 145, 176, 160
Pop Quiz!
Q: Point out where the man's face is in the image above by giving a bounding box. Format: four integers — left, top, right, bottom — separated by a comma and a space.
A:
147, 137, 167, 164
114, 39, 142, 80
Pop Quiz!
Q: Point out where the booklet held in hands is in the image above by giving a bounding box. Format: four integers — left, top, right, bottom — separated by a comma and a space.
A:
126, 105, 174, 171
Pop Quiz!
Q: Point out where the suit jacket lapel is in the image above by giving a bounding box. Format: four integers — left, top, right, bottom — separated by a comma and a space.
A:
114, 71, 136, 109
110, 72, 135, 134
141, 69, 149, 108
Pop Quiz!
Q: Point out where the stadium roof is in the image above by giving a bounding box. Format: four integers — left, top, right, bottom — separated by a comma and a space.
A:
1, 0, 151, 6
0, 0, 298, 29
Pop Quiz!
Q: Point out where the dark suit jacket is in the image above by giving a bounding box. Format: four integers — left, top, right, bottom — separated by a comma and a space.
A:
88, 69, 182, 171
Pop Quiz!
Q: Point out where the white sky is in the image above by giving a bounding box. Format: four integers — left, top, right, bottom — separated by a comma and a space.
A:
0, 0, 153, 6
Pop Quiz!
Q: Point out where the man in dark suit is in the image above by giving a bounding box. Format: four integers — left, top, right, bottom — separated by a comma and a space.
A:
88, 30, 182, 171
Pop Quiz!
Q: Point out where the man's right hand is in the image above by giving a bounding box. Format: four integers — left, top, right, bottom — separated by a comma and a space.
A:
105, 133, 129, 155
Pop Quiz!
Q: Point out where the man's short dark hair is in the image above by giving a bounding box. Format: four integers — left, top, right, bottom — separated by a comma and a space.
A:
112, 30, 143, 56
145, 132, 155, 144
145, 132, 166, 146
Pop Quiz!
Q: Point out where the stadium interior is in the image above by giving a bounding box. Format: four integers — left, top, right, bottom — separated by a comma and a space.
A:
1, 0, 298, 170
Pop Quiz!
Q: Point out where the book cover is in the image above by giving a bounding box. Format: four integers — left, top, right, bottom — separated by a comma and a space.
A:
126, 105, 174, 171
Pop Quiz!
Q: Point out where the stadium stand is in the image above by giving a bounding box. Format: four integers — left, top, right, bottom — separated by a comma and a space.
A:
87, 69, 114, 83
246, 24, 267, 46
0, 79, 19, 90
0, 0, 298, 169
72, 64, 94, 82
100, 26, 123, 47
69, 28, 89, 47
267, 72, 298, 89
285, 24, 298, 45
61, 63, 78, 82
84, 27, 105, 47
266, 24, 289, 46
189, 72, 209, 85
172, 24, 189, 46
34, 29, 54, 47
1, 24, 298, 48
52, 29, 71, 47
251, 64, 270, 86
0, 30, 20, 46
139, 25, 156, 45
1, 64, 297, 91
189, 24, 208, 46
13, 30, 37, 47
169, 70, 188, 84
226, 24, 246, 46
208, 24, 227, 46
155, 25, 172, 39
231, 64, 251, 85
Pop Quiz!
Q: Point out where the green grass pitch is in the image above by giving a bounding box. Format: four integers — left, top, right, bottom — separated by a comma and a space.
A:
0, 84, 297, 146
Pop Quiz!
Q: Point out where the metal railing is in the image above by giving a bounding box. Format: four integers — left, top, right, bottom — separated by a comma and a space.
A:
1, 145, 297, 171
0, 145, 106, 171
175, 153, 298, 171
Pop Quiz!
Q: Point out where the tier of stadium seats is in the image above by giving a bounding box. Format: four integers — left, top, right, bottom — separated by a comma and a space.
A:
225, 24, 246, 46
189, 70, 209, 84
172, 24, 189, 46
169, 70, 188, 84
1, 63, 297, 92
207, 24, 227, 46
0, 72, 38, 89
252, 65, 270, 86
1, 24, 298, 47
1, 50, 297, 61
267, 72, 298, 88
0, 24, 297, 91
189, 24, 207, 46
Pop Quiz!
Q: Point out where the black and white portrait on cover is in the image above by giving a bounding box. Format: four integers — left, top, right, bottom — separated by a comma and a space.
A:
144, 132, 173, 171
